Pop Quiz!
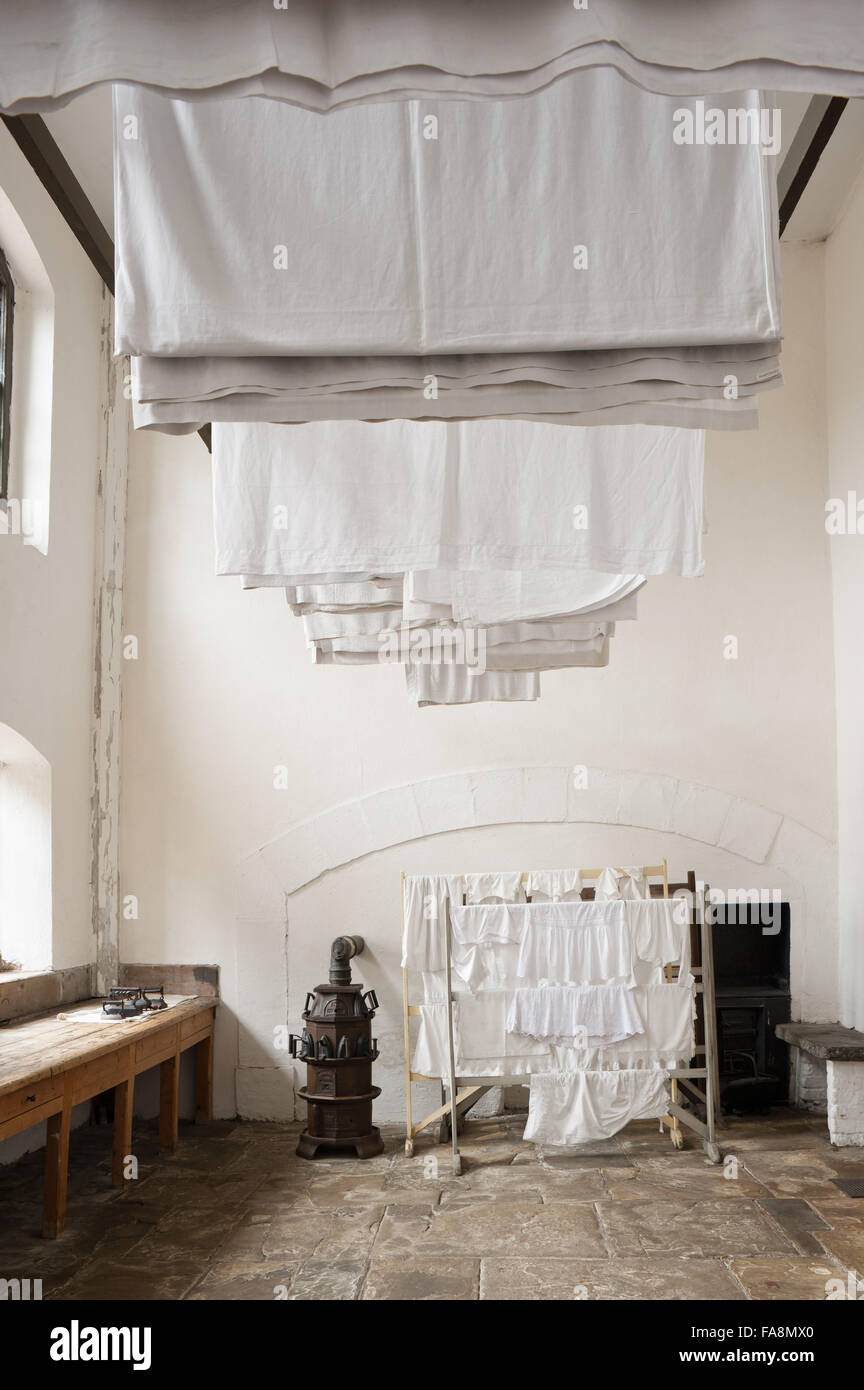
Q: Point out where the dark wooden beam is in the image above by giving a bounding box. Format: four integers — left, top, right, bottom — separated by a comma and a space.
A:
1, 112, 211, 452
1, 112, 114, 293
778, 96, 848, 236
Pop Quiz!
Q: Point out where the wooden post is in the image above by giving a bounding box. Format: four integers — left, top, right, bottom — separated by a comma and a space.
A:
43, 1078, 72, 1238
401, 873, 415, 1156
159, 1050, 180, 1151
194, 1030, 214, 1124
112, 1067, 135, 1187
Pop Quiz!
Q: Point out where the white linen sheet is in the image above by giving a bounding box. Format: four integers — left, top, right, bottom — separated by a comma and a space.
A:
524, 1069, 670, 1146
116, 73, 780, 360
400, 874, 463, 973
212, 421, 703, 579
3, 2, 863, 115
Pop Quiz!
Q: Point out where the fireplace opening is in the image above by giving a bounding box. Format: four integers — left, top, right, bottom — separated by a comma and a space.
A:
710, 899, 791, 1114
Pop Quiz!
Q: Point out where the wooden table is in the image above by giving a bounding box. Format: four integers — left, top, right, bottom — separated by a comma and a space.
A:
0, 996, 216, 1237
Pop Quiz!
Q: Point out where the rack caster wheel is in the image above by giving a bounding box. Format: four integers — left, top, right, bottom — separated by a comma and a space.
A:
703, 1141, 722, 1165
405, 1139, 414, 1157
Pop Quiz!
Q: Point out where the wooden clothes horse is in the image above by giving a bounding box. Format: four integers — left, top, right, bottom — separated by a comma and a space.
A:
401, 863, 721, 1174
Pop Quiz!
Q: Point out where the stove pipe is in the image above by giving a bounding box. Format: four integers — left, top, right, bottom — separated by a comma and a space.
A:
329, 934, 365, 985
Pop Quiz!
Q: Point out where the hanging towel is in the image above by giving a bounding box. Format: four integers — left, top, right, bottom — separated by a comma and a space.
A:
465, 873, 526, 905
506, 985, 645, 1048
525, 869, 584, 903
513, 901, 633, 985
626, 899, 692, 982
524, 1069, 670, 1146
401, 874, 463, 973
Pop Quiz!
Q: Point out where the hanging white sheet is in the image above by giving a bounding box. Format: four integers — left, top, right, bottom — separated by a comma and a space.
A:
524, 1069, 670, 1145
400, 874, 463, 973
552, 981, 696, 1069
212, 421, 704, 579
116, 74, 780, 361
513, 901, 634, 985
2, 1, 863, 114
405, 666, 541, 706
507, 984, 645, 1048
626, 899, 693, 982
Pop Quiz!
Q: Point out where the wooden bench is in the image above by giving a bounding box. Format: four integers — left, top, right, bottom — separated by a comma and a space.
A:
0, 996, 216, 1236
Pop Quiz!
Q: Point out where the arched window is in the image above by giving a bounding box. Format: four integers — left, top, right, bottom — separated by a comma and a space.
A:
0, 245, 12, 502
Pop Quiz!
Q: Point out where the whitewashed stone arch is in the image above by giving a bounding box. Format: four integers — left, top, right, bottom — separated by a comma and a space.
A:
238, 765, 835, 908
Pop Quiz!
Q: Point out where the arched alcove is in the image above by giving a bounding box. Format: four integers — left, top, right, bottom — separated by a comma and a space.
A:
0, 721, 52, 971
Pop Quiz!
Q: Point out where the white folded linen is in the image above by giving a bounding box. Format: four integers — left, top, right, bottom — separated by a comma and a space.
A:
405, 666, 541, 706
465, 873, 526, 905
513, 901, 634, 985
526, 869, 584, 903
4, 1, 864, 115
524, 1069, 670, 1146
507, 984, 645, 1048
134, 389, 763, 432
116, 74, 779, 360
400, 874, 463, 972
134, 344, 782, 403
479, 636, 612, 671
411, 571, 645, 626
412, 1003, 550, 1079
626, 899, 693, 982
213, 421, 703, 579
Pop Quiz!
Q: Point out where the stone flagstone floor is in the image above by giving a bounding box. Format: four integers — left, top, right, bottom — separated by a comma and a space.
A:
1, 1109, 864, 1300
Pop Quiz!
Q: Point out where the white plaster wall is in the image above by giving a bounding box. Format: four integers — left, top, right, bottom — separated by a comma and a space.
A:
120, 243, 839, 1121
0, 124, 106, 973
824, 168, 864, 1033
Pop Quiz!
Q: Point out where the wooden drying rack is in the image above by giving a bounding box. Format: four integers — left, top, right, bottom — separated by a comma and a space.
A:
401, 863, 721, 1174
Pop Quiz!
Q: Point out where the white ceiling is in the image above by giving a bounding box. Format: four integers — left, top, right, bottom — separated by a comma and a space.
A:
39, 87, 864, 251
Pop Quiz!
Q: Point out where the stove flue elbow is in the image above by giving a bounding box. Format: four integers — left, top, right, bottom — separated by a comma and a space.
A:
329, 934, 365, 985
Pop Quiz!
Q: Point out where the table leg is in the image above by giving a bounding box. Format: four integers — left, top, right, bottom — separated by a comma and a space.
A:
43, 1087, 71, 1239
194, 1030, 213, 1124
159, 1052, 180, 1151
112, 1075, 135, 1186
